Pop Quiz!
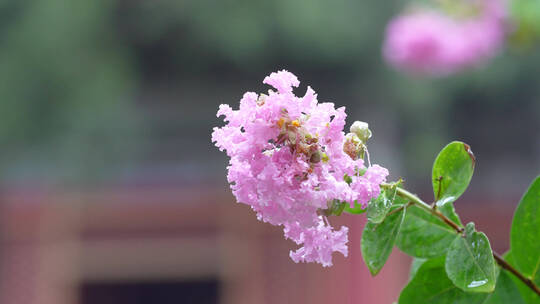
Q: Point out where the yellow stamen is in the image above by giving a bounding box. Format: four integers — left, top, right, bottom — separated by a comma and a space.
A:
321, 153, 329, 163
277, 118, 285, 128
291, 120, 301, 127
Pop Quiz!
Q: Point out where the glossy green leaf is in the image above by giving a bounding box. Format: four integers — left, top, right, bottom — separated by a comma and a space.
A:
361, 205, 406, 275
510, 176, 540, 285
367, 185, 398, 224
410, 258, 427, 279
483, 269, 526, 304
399, 257, 489, 304
504, 251, 540, 304
445, 223, 497, 293
396, 203, 462, 258
343, 200, 366, 214
432, 141, 475, 206
366, 195, 390, 223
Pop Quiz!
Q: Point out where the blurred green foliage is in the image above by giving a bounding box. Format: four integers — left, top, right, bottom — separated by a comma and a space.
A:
0, 0, 140, 184
0, 0, 539, 188
511, 0, 540, 46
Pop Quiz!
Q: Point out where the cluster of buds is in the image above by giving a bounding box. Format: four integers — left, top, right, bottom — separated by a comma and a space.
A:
343, 121, 372, 161
275, 109, 328, 166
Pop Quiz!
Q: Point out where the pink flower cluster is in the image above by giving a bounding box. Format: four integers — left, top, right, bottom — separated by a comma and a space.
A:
212, 70, 388, 266
383, 0, 506, 75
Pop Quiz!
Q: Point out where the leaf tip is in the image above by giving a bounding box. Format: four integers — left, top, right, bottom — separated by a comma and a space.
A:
368, 267, 380, 276
463, 143, 476, 167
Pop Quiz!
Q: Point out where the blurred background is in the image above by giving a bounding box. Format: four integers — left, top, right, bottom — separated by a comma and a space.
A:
0, 0, 539, 303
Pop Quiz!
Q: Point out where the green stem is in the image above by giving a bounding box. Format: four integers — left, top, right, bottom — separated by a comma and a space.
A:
493, 251, 540, 296
389, 184, 464, 233
381, 183, 540, 297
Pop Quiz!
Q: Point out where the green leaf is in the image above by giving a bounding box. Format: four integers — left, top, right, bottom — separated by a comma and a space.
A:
396, 203, 462, 258
366, 195, 389, 223
399, 257, 489, 304
410, 258, 427, 279
504, 251, 540, 304
343, 200, 366, 214
445, 223, 497, 293
367, 185, 398, 224
483, 269, 526, 304
323, 199, 347, 216
361, 205, 406, 275
432, 141, 475, 206
510, 176, 540, 286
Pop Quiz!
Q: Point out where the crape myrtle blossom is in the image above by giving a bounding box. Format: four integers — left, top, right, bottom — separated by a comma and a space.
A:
212, 70, 388, 266
383, 0, 506, 75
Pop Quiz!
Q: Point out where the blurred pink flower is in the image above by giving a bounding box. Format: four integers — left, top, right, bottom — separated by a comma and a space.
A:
212, 70, 388, 266
383, 0, 506, 75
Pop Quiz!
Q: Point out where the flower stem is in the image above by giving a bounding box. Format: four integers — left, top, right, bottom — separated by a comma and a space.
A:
493, 252, 540, 296
381, 183, 540, 297
391, 185, 464, 234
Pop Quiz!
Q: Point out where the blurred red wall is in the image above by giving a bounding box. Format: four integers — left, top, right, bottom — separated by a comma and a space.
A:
0, 185, 516, 304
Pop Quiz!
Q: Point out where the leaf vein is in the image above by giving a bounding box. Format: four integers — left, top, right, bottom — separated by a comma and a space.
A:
462, 237, 490, 282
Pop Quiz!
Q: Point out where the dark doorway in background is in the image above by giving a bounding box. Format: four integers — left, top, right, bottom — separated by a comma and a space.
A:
80, 279, 219, 304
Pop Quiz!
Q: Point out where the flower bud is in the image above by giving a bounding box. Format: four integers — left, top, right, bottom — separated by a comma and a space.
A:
350, 121, 372, 143
343, 133, 364, 160
310, 150, 322, 163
